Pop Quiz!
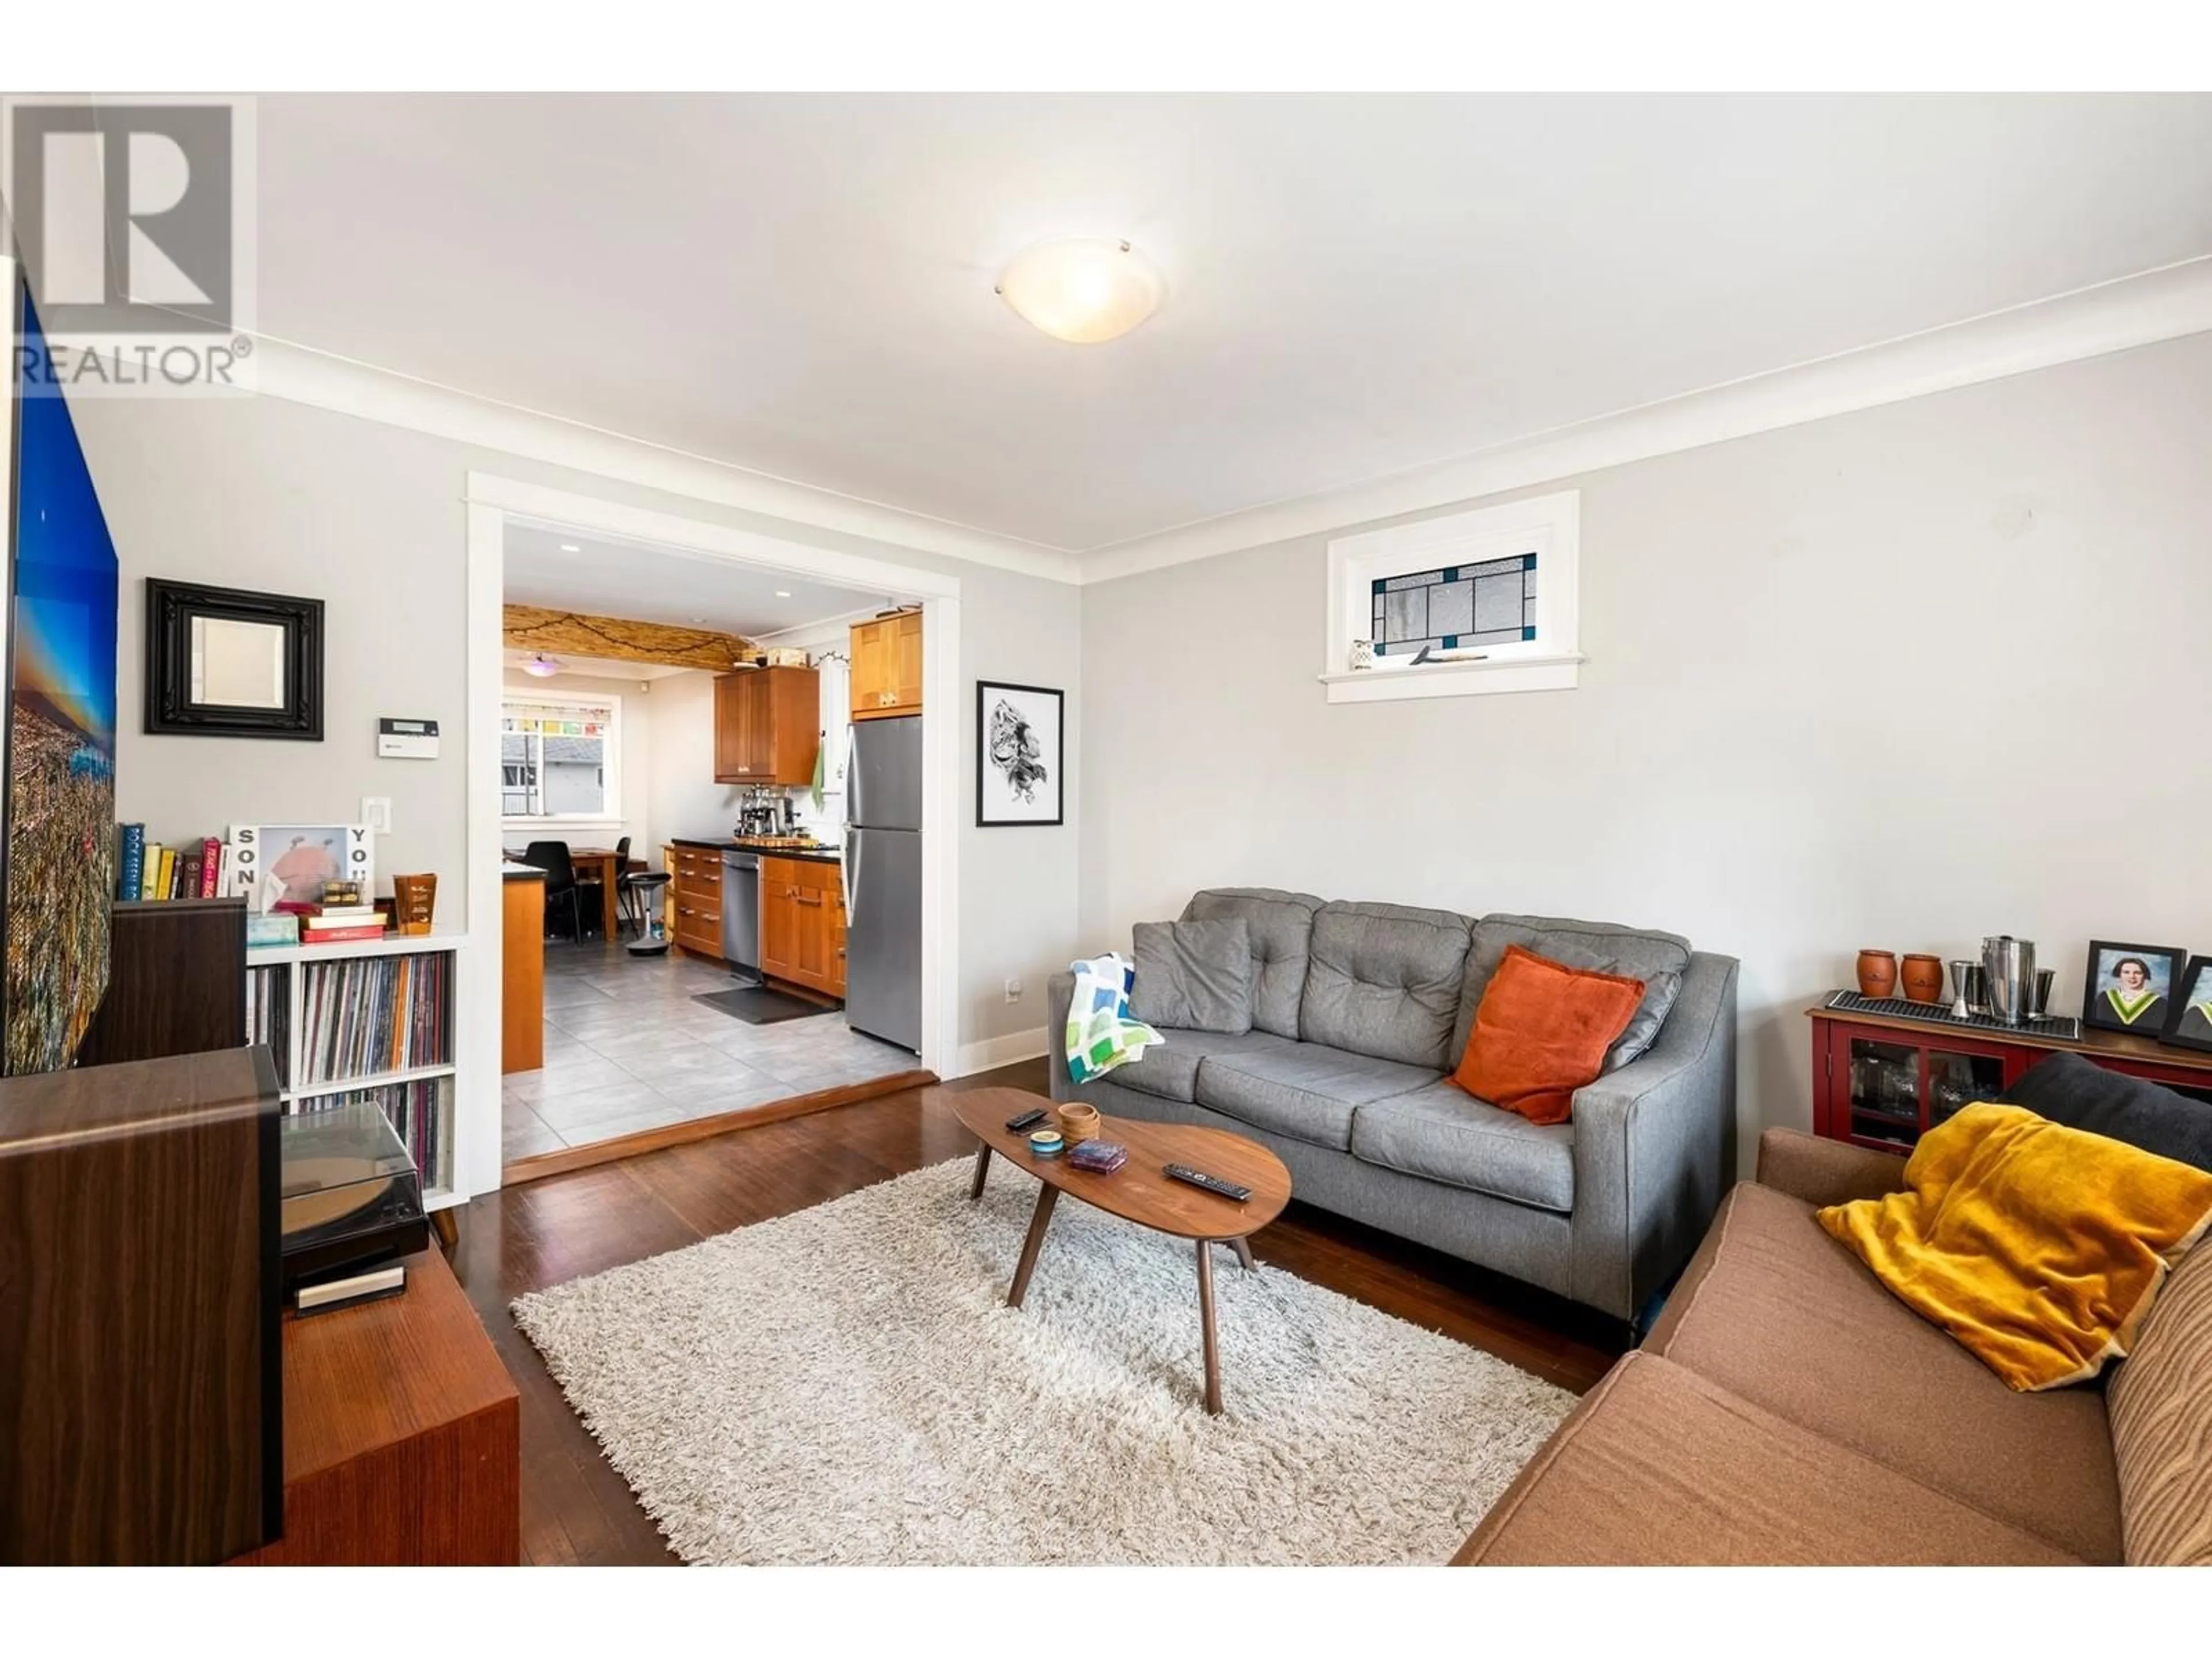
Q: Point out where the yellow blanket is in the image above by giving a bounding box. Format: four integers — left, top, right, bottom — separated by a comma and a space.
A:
1818, 1103, 2212, 1391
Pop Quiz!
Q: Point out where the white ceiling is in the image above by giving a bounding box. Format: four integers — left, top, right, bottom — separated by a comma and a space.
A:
503, 521, 900, 639
258, 93, 2212, 556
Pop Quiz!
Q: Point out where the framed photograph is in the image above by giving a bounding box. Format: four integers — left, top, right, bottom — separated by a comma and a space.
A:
2161, 956, 2212, 1054
976, 680, 1063, 827
225, 824, 372, 912
144, 578, 324, 740
2081, 940, 2187, 1035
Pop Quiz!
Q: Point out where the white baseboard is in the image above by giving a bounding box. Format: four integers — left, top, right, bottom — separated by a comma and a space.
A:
950, 1029, 1049, 1079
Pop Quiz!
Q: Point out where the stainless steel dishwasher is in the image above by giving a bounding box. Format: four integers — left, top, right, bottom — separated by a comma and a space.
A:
721, 849, 762, 983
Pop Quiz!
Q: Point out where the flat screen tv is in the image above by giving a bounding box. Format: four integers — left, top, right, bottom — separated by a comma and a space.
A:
1, 267, 121, 1074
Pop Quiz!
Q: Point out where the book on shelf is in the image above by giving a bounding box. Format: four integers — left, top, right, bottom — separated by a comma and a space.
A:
116, 824, 145, 902
199, 836, 222, 897
180, 851, 200, 899
138, 843, 162, 900
156, 847, 177, 900
300, 923, 387, 945
308, 906, 381, 925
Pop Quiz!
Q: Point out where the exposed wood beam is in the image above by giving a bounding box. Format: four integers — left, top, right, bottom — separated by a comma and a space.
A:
502, 605, 755, 672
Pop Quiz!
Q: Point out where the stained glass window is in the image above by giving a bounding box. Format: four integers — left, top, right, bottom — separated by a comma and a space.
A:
1371, 552, 1537, 656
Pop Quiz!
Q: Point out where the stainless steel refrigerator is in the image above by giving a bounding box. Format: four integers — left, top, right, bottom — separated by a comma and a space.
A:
843, 715, 923, 1051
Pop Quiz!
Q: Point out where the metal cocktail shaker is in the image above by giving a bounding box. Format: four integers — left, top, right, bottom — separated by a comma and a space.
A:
1982, 935, 2037, 1027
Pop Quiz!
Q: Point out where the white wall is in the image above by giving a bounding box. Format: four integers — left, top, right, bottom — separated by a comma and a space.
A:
642, 668, 741, 853
1079, 335, 2212, 1165
500, 669, 653, 855
71, 392, 1082, 1064
85, 397, 467, 892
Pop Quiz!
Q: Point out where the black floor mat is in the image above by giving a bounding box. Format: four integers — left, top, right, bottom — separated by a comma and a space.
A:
692, 984, 832, 1025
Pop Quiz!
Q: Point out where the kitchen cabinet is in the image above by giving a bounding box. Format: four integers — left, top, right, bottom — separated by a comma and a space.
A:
668, 842, 725, 960
759, 856, 846, 997
714, 666, 820, 785
850, 611, 922, 721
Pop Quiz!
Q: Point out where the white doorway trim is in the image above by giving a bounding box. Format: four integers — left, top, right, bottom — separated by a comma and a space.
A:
460, 472, 961, 1199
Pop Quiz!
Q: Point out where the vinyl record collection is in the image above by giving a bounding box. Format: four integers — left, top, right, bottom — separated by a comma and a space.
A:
245, 967, 290, 1090
297, 952, 450, 1086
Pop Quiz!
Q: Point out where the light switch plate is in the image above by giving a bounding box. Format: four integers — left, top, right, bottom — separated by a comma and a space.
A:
361, 796, 393, 835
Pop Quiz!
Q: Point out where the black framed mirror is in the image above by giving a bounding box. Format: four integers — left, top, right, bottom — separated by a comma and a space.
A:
144, 578, 324, 740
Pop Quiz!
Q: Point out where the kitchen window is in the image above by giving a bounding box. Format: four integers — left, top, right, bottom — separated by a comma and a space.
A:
500, 694, 621, 827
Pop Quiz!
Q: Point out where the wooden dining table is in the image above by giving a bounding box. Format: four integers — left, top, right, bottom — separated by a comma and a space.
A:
506, 845, 626, 941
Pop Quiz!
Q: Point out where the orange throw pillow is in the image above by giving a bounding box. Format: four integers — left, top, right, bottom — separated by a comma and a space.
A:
1453, 944, 1646, 1126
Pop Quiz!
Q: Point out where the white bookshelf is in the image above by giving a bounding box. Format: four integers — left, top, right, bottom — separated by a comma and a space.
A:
246, 929, 471, 1210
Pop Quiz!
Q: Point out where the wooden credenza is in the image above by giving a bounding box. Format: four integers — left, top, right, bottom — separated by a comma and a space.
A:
759, 855, 845, 997
229, 1247, 518, 1565
1809, 1001, 2212, 1154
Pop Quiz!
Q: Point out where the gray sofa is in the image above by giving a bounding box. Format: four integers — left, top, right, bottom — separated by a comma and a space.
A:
1046, 889, 1738, 1325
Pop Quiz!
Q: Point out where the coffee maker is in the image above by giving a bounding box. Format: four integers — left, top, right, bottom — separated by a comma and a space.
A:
738, 786, 794, 839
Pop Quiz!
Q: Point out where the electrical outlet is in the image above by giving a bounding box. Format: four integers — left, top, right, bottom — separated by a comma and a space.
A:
1004, 975, 1024, 1003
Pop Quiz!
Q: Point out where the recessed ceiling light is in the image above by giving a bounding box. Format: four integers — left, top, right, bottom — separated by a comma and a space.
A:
996, 238, 1165, 345
690, 616, 707, 623
775, 590, 792, 599
557, 542, 581, 553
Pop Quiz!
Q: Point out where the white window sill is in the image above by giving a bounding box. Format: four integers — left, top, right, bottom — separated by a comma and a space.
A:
1318, 653, 1584, 703
502, 817, 626, 835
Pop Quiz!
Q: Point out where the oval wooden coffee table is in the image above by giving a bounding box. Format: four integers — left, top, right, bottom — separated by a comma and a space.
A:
952, 1086, 1291, 1415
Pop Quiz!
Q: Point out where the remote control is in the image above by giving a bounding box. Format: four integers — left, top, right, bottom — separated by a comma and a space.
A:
1005, 1108, 1048, 1132
1163, 1163, 1251, 1202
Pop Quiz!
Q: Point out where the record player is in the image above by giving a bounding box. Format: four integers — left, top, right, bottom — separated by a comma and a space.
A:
278, 1101, 427, 1304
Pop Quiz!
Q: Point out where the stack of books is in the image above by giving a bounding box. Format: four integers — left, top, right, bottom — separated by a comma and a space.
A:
298, 903, 387, 945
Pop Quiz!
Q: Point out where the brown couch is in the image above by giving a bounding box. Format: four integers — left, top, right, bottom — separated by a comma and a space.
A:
1453, 1127, 2212, 1566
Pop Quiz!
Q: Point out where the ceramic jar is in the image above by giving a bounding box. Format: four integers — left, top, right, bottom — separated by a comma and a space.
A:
1900, 954, 1945, 1003
1856, 949, 1899, 999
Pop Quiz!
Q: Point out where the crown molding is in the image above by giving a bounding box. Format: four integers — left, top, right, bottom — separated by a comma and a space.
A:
248, 339, 1086, 586
1077, 256, 2212, 586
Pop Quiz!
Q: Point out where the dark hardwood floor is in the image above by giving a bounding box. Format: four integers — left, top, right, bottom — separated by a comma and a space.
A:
446, 1057, 1626, 1566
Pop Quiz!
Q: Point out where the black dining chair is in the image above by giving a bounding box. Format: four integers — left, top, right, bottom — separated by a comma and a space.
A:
522, 840, 585, 942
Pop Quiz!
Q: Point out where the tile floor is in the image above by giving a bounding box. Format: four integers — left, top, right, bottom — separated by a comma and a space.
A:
501, 938, 918, 1162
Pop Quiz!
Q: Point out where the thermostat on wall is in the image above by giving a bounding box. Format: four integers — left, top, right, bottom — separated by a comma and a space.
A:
377, 717, 440, 759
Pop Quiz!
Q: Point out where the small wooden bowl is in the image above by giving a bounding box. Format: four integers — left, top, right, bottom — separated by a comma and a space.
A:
1055, 1103, 1100, 1145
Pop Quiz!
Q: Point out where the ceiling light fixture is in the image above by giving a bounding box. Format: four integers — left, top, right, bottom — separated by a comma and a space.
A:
557, 543, 581, 552
995, 238, 1165, 345
775, 590, 792, 599
521, 652, 563, 677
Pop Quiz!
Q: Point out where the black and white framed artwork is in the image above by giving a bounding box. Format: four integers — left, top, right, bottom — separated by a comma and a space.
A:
976, 680, 1063, 827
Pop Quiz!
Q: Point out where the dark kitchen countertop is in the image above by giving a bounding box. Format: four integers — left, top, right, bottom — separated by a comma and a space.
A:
672, 836, 842, 864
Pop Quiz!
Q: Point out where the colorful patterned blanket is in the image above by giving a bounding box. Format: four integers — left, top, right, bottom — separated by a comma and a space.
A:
1063, 953, 1163, 1085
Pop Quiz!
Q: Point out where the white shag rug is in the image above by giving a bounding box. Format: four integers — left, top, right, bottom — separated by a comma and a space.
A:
512, 1157, 1576, 1565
